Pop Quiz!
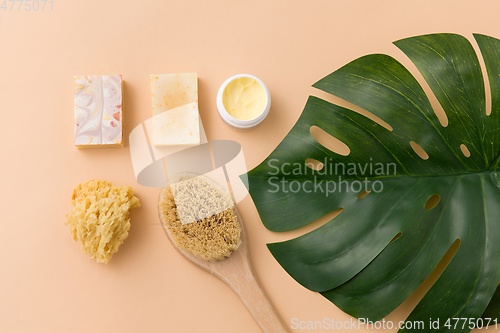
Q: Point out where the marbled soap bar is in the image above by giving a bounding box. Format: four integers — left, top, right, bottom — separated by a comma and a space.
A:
74, 75, 123, 148
150, 73, 200, 146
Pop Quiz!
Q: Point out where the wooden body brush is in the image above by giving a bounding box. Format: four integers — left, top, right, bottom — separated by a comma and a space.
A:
158, 173, 287, 333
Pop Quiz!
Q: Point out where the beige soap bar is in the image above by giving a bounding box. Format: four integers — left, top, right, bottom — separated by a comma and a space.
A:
151, 73, 200, 146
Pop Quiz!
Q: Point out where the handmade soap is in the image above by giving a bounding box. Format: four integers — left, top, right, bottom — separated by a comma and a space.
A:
150, 73, 200, 146
74, 75, 123, 148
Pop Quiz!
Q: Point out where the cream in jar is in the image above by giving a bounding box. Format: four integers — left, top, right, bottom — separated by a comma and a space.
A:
222, 77, 267, 120
217, 74, 271, 130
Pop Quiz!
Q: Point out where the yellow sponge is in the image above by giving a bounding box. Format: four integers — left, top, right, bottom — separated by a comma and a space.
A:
65, 179, 140, 263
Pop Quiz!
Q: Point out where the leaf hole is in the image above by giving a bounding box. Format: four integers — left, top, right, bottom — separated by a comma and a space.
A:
305, 158, 324, 171
432, 101, 449, 127
357, 189, 371, 200
472, 36, 492, 116
389, 232, 402, 244
272, 208, 344, 242
311, 90, 394, 131
410, 141, 429, 160
310, 126, 350, 156
392, 54, 449, 127
460, 144, 471, 158
424, 194, 440, 210
396, 239, 460, 314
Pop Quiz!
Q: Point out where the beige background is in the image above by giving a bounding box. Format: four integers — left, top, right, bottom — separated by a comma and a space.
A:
1, 0, 499, 332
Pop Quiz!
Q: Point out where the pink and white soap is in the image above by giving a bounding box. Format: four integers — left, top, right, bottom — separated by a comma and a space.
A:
74, 75, 123, 148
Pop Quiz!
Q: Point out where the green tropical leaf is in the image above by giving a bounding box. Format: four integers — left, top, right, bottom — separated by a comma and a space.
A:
482, 284, 500, 320
245, 33, 500, 332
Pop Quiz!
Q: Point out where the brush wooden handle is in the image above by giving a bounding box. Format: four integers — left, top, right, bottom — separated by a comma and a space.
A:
159, 185, 287, 332
222, 259, 288, 333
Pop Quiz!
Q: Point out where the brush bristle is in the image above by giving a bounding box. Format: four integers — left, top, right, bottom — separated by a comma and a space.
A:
159, 177, 241, 262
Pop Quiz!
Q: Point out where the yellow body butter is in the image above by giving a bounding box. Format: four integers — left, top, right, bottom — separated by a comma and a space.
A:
222, 77, 267, 120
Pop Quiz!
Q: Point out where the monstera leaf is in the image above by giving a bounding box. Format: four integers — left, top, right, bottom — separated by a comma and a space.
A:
245, 33, 500, 331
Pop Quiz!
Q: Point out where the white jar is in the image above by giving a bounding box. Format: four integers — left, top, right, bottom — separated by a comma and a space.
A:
216, 74, 271, 131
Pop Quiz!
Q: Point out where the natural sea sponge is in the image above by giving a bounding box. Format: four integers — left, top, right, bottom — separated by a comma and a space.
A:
159, 176, 241, 262
65, 179, 140, 263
